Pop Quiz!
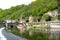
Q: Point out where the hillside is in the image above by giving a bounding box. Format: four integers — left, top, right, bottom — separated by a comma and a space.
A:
0, 0, 58, 21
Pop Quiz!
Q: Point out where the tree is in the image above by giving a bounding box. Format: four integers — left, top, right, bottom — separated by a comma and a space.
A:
41, 14, 51, 21
51, 16, 58, 21
0, 0, 58, 21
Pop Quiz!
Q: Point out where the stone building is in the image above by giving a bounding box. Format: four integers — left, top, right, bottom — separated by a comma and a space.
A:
46, 10, 58, 17
17, 16, 26, 34
20, 17, 26, 23
29, 15, 41, 22
5, 20, 16, 31
29, 15, 34, 23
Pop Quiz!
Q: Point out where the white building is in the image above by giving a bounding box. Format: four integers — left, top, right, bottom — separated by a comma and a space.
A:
5, 20, 16, 23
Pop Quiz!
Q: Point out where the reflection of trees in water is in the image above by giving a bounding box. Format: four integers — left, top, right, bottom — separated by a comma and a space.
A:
48, 31, 60, 40
29, 28, 60, 40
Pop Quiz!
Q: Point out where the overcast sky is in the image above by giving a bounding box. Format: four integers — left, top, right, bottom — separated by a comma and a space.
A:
0, 0, 35, 9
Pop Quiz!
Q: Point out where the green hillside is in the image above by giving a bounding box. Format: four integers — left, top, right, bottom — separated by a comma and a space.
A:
0, 0, 58, 21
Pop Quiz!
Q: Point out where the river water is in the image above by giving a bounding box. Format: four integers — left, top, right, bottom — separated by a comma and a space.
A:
46, 28, 60, 40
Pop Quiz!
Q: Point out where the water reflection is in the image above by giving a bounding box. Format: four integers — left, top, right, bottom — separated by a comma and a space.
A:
30, 28, 60, 40
40, 29, 60, 40
45, 29, 60, 40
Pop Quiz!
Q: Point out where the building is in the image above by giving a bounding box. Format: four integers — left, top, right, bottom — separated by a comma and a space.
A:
29, 15, 34, 23
47, 10, 58, 17
5, 20, 16, 23
19, 17, 26, 23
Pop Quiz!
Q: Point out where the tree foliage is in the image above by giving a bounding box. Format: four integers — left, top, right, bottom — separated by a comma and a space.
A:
41, 14, 51, 21
0, 0, 58, 21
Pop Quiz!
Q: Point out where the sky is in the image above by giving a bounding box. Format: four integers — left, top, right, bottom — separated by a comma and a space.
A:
0, 0, 35, 9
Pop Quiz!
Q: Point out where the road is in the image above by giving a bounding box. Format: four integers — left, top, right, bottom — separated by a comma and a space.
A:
0, 27, 27, 40
0, 28, 6, 40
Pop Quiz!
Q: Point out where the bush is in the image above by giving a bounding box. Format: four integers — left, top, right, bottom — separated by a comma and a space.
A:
41, 14, 51, 21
